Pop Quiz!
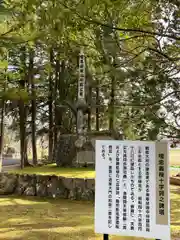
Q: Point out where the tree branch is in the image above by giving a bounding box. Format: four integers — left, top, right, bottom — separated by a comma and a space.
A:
59, 2, 180, 41
91, 90, 180, 107
148, 47, 180, 62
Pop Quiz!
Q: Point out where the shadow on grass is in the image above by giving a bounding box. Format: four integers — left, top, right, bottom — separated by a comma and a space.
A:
0, 187, 179, 239
170, 186, 180, 239
0, 196, 96, 240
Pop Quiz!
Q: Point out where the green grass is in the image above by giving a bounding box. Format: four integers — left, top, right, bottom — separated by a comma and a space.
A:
4, 150, 180, 239
171, 165, 180, 169
170, 149, 180, 166
8, 149, 180, 178
10, 164, 95, 178
9, 164, 179, 178
0, 186, 179, 240
9, 165, 179, 179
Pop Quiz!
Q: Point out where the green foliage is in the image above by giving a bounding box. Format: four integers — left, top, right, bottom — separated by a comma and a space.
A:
0, 60, 8, 69
0, 0, 179, 156
10, 164, 95, 178
3, 88, 29, 101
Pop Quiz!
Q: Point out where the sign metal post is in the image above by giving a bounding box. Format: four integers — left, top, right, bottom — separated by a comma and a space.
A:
103, 234, 109, 240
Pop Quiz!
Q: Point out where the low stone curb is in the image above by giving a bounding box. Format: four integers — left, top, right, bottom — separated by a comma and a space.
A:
0, 173, 179, 201
0, 173, 95, 201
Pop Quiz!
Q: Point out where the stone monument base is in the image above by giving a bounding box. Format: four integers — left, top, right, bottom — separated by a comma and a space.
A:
55, 130, 122, 168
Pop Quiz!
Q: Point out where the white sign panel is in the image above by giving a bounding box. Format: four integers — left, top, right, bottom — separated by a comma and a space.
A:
95, 140, 170, 240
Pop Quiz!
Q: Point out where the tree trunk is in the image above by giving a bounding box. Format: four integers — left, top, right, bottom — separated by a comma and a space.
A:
24, 136, 29, 166
87, 109, 91, 131
87, 85, 92, 132
19, 100, 27, 168
96, 81, 100, 131
19, 101, 29, 167
53, 56, 60, 156
48, 49, 54, 162
57, 60, 66, 134
109, 76, 115, 131
0, 62, 7, 172
58, 59, 65, 127
29, 48, 37, 165
0, 99, 5, 172
19, 46, 29, 168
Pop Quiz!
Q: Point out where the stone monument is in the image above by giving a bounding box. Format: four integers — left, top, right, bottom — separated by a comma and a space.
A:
55, 50, 122, 167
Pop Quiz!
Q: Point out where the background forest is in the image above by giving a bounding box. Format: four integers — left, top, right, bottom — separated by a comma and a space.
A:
0, 0, 179, 166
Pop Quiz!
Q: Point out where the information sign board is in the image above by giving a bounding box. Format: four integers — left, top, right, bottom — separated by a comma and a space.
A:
95, 140, 170, 240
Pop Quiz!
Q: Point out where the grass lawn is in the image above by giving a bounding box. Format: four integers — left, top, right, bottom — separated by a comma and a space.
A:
9, 164, 179, 178
170, 169, 179, 177
9, 163, 180, 178
9, 164, 95, 178
8, 149, 180, 177
170, 149, 180, 167
0, 186, 179, 240
3, 150, 180, 239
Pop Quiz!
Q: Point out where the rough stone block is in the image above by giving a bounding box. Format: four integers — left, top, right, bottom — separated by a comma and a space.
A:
55, 131, 122, 167
46, 176, 68, 198
73, 178, 86, 189
0, 173, 17, 194
36, 175, 49, 183
24, 186, 36, 196
36, 175, 48, 197
36, 183, 47, 197
81, 189, 94, 201
86, 179, 95, 190
170, 177, 180, 186
0, 172, 96, 202
15, 174, 36, 195
61, 177, 73, 190
69, 189, 77, 200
